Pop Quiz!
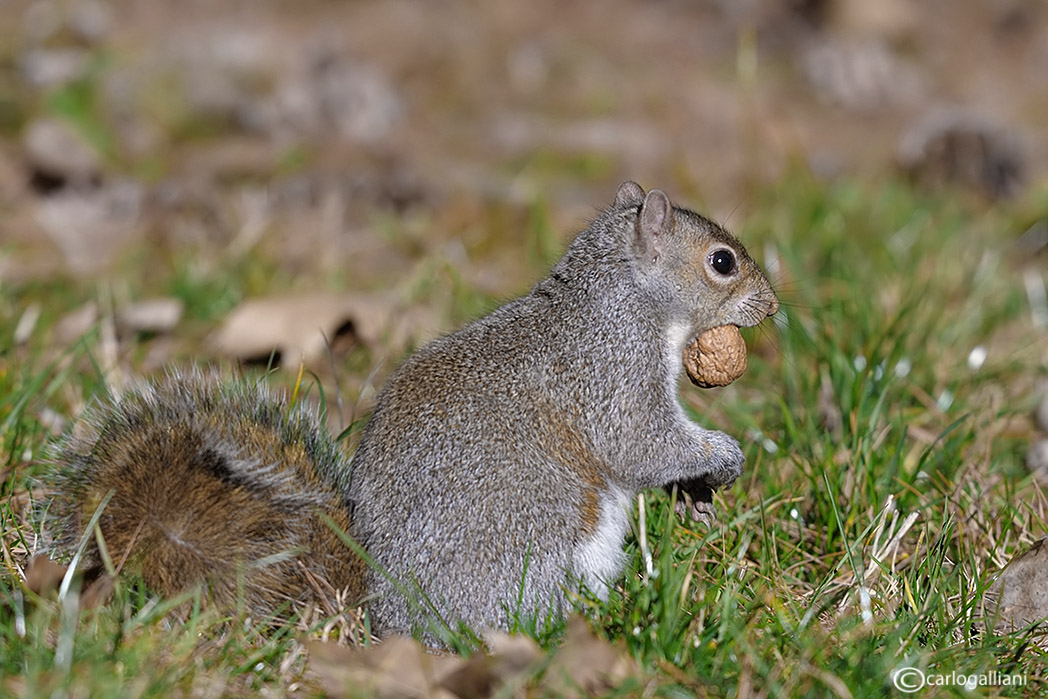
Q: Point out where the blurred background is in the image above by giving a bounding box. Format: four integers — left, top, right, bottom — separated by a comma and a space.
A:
0, 0, 1045, 387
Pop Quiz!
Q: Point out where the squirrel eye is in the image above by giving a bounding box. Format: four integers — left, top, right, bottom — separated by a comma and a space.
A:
709, 249, 737, 276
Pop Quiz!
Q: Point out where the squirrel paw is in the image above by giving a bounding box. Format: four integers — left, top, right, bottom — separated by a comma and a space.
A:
669, 431, 744, 527
700, 430, 745, 489
672, 480, 717, 529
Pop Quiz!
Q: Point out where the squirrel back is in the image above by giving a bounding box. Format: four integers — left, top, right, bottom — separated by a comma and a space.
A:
39, 182, 778, 635
41, 370, 365, 618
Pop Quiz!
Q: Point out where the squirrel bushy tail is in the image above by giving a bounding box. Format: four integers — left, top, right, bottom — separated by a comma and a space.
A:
40, 369, 365, 618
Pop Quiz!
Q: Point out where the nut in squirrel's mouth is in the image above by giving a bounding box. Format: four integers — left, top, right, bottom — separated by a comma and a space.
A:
684, 325, 748, 389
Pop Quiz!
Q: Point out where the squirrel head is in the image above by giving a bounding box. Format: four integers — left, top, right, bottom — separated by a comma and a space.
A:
616, 181, 779, 334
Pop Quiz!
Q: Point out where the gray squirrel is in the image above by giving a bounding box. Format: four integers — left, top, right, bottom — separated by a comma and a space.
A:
41, 181, 779, 636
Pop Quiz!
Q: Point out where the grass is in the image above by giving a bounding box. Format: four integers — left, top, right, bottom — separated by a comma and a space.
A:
2, 170, 1047, 696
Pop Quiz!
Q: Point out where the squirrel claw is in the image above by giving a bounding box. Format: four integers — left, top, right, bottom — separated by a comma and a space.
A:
673, 481, 717, 528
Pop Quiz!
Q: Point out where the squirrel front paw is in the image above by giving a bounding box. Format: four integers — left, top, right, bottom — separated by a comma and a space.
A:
666, 431, 744, 527
700, 430, 745, 489
671, 480, 717, 528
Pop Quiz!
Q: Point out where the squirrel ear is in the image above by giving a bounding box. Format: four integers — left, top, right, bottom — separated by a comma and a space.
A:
634, 189, 673, 262
640, 187, 672, 233
614, 181, 645, 208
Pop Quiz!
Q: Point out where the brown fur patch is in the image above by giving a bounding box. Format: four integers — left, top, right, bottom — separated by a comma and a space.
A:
541, 409, 607, 535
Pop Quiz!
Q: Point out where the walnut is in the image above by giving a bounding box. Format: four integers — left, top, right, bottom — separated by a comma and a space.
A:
684, 325, 748, 388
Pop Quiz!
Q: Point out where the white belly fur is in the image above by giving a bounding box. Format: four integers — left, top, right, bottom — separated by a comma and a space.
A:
572, 485, 632, 598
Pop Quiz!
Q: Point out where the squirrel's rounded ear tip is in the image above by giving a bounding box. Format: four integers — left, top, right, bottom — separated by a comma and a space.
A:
614, 181, 645, 208
640, 188, 672, 225
643, 188, 670, 207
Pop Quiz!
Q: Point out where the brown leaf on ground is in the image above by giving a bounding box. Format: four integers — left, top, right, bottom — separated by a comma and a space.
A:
308, 631, 545, 699
212, 292, 434, 369
53, 302, 100, 346
898, 108, 1026, 200
307, 636, 462, 699
438, 632, 543, 697
80, 574, 115, 609
23, 554, 113, 609
117, 298, 184, 335
544, 616, 639, 697
984, 537, 1048, 637
22, 117, 103, 187
34, 182, 146, 276
24, 554, 68, 596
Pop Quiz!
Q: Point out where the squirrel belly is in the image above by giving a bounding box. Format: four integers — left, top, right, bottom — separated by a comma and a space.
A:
38, 182, 779, 635
572, 485, 632, 596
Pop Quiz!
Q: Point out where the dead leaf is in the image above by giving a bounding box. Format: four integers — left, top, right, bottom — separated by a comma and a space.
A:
23, 117, 102, 187
81, 574, 115, 609
438, 632, 543, 697
212, 292, 432, 369
25, 554, 68, 596
117, 297, 184, 335
307, 636, 462, 699
34, 181, 145, 276
898, 108, 1025, 200
23, 555, 114, 609
830, 0, 917, 42
544, 616, 639, 697
486, 631, 545, 677
13, 303, 41, 346
53, 301, 99, 346
985, 537, 1048, 636
436, 656, 501, 698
